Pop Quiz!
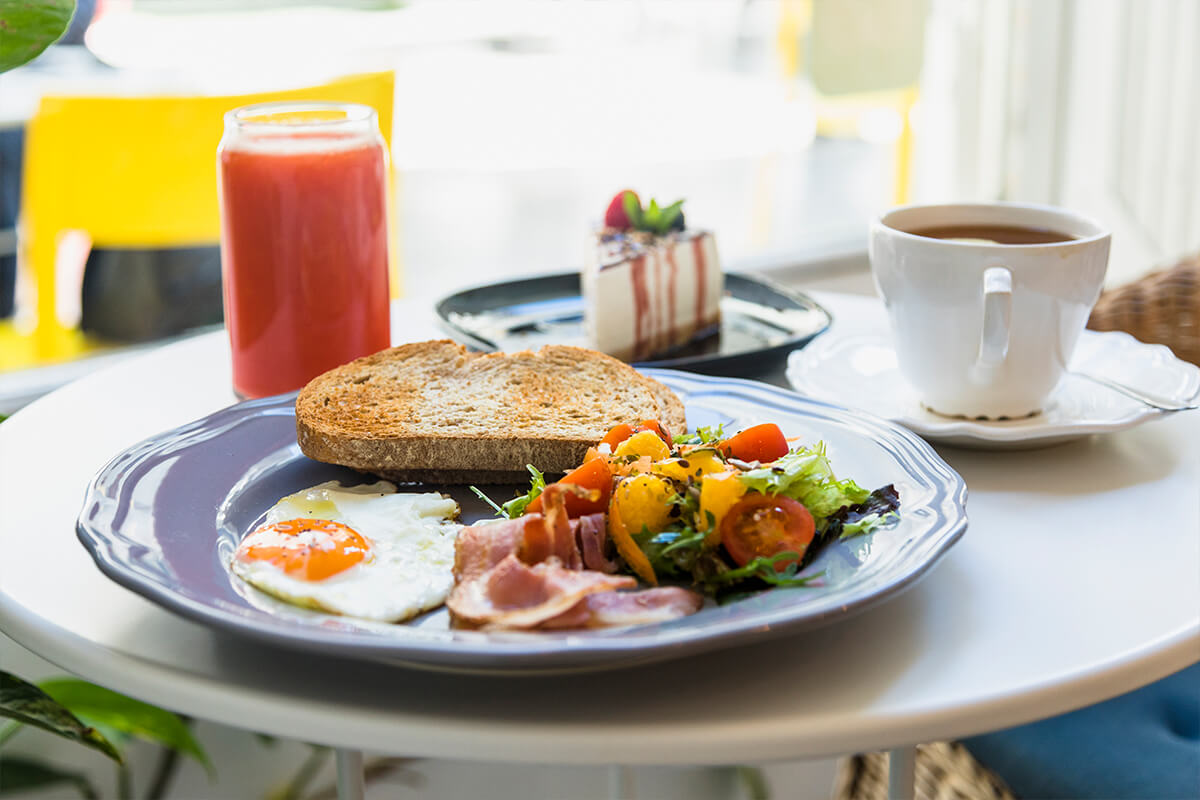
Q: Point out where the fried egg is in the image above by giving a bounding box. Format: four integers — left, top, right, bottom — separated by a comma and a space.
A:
230, 481, 462, 622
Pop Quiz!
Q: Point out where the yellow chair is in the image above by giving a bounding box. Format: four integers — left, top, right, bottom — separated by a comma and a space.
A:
2, 70, 397, 371
776, 0, 924, 204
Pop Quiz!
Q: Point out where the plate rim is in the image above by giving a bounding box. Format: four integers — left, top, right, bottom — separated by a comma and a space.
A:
432, 270, 833, 371
75, 371, 968, 673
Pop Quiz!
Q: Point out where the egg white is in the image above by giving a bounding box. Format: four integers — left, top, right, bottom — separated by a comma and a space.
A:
230, 480, 462, 623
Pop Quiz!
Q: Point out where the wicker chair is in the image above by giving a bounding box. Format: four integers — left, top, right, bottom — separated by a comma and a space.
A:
1087, 252, 1200, 366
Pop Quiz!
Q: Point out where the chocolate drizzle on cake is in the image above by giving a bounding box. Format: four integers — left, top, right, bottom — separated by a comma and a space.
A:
665, 245, 678, 349
596, 228, 702, 270
630, 254, 649, 360
692, 236, 707, 330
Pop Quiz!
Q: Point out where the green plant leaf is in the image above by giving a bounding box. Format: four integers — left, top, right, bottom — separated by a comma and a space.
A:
0, 755, 99, 799
267, 744, 330, 800
0, 672, 121, 763
735, 765, 770, 800
0, 0, 75, 74
38, 679, 212, 775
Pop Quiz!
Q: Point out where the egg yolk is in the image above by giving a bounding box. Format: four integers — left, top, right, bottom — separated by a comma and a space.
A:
236, 519, 371, 581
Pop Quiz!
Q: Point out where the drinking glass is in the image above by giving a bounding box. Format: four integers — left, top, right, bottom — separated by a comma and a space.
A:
218, 102, 391, 399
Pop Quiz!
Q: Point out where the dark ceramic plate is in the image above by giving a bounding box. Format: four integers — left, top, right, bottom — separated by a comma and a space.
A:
435, 272, 832, 375
76, 371, 967, 674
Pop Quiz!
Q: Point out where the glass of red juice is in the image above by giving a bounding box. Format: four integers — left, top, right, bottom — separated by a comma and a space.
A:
217, 102, 391, 399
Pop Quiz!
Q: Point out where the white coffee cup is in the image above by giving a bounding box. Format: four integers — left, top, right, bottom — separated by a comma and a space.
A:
869, 202, 1111, 419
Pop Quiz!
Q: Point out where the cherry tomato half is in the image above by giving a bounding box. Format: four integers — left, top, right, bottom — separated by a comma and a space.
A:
599, 419, 673, 450
526, 456, 613, 517
719, 423, 789, 463
719, 494, 815, 570
599, 423, 636, 450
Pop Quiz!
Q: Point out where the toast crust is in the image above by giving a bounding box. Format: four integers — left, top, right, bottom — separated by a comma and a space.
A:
296, 340, 687, 482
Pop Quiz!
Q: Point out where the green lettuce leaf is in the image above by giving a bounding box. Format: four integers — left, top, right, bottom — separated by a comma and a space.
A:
736, 443, 870, 524
826, 484, 901, 539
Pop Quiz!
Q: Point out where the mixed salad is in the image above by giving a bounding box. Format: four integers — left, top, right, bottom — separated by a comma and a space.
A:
475, 420, 900, 597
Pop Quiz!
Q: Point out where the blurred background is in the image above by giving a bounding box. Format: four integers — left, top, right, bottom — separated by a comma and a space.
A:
3, 0, 1196, 410
1, 0, 1198, 796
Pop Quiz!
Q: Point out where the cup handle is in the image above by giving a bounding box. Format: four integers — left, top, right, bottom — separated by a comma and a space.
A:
977, 266, 1012, 367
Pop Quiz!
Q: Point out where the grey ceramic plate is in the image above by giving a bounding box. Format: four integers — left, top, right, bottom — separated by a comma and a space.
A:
435, 272, 832, 376
76, 371, 967, 674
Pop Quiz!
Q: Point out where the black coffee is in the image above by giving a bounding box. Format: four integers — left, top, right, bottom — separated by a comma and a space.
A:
906, 224, 1075, 244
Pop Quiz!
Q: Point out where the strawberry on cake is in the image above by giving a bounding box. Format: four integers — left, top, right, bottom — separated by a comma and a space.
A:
582, 190, 723, 361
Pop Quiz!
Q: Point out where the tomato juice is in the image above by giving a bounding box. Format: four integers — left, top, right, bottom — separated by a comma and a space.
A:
218, 106, 390, 398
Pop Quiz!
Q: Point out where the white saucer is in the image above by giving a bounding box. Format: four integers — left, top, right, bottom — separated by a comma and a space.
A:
787, 328, 1200, 449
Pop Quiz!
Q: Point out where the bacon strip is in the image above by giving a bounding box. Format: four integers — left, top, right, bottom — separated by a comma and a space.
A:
447, 555, 635, 628
519, 484, 583, 570
449, 485, 700, 630
453, 517, 527, 583
538, 587, 704, 630
576, 512, 619, 574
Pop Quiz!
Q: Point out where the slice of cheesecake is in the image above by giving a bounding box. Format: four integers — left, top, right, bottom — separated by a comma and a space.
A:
582, 191, 723, 362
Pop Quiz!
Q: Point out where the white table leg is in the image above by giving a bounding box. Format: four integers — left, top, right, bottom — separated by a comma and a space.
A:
335, 748, 366, 800
887, 746, 916, 800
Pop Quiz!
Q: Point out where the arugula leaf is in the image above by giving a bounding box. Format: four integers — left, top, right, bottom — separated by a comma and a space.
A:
499, 464, 546, 519
469, 465, 547, 519
737, 443, 870, 525
673, 423, 726, 446
703, 553, 824, 589
629, 495, 733, 585
469, 486, 504, 516
632, 526, 704, 578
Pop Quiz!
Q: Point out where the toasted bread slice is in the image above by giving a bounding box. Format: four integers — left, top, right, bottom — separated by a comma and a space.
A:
295, 340, 687, 483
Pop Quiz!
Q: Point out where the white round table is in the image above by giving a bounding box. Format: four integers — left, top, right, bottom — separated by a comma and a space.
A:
2, 292, 1197, 799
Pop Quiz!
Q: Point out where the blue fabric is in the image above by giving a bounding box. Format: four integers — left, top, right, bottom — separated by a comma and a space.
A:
963, 663, 1200, 799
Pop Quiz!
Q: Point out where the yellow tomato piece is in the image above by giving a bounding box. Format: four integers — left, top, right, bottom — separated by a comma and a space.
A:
699, 470, 748, 543
651, 449, 726, 483
613, 474, 675, 536
607, 497, 657, 586
613, 429, 671, 463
